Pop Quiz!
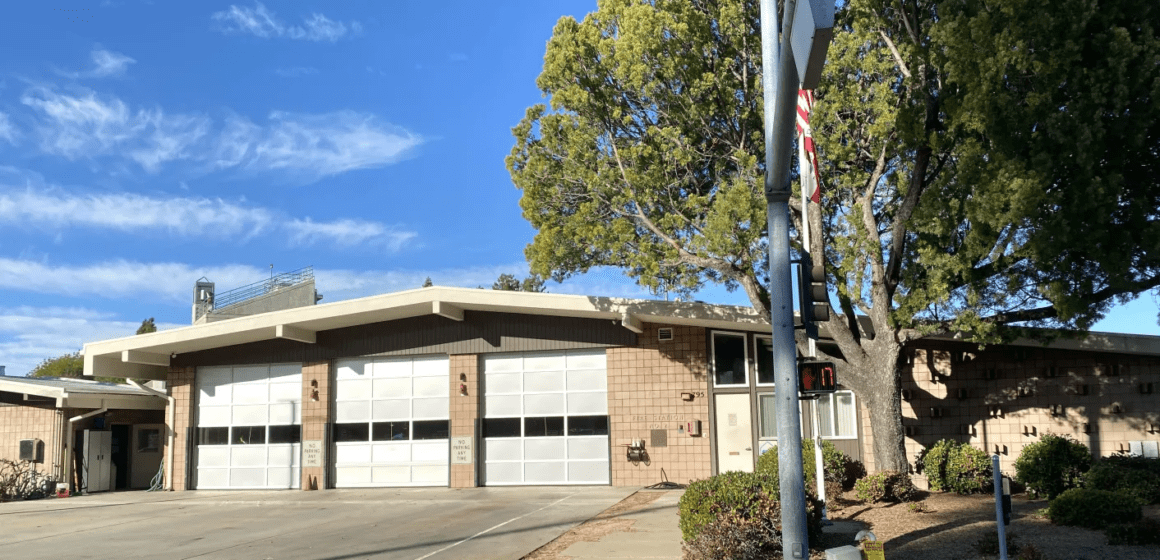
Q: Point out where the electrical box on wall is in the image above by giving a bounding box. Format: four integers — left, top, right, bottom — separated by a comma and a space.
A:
688, 419, 702, 436
19, 439, 43, 463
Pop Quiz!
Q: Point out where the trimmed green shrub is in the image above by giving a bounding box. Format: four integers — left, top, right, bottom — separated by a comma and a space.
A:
854, 470, 918, 503
755, 439, 857, 490
682, 495, 781, 560
917, 439, 960, 492
916, 439, 993, 494
1045, 488, 1141, 530
944, 443, 993, 494
1015, 433, 1092, 499
1085, 455, 1160, 505
678, 471, 825, 545
1105, 518, 1160, 546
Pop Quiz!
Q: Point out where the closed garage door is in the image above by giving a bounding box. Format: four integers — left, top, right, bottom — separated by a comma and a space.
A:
196, 364, 302, 489
482, 350, 610, 485
333, 355, 450, 487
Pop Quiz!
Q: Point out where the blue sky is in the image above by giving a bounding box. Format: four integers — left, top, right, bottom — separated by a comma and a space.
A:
0, 2, 1155, 376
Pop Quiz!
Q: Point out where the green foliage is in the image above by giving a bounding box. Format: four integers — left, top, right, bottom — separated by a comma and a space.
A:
755, 439, 857, 492
29, 351, 84, 378
136, 318, 157, 335
917, 439, 960, 492
917, 439, 991, 494
421, 277, 433, 288
944, 444, 993, 495
854, 470, 918, 503
678, 471, 780, 541
678, 471, 823, 544
1046, 488, 1141, 530
492, 273, 547, 292
1084, 455, 1160, 505
1015, 434, 1092, 499
1105, 518, 1160, 546
681, 493, 782, 560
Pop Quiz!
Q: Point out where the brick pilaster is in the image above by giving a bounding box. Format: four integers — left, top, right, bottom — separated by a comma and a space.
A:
166, 366, 195, 491
300, 361, 330, 490
449, 354, 479, 488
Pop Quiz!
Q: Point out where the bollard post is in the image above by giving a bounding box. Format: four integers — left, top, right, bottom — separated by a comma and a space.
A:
991, 454, 1008, 560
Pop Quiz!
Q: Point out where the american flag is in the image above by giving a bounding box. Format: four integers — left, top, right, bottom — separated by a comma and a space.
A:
796, 89, 822, 204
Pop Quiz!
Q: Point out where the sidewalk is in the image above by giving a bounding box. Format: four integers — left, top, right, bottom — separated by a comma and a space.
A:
524, 489, 868, 560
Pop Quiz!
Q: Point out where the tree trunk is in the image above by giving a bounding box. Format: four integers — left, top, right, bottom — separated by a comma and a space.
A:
862, 347, 909, 473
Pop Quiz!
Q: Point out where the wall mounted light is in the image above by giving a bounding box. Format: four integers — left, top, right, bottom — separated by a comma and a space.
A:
460, 384, 468, 397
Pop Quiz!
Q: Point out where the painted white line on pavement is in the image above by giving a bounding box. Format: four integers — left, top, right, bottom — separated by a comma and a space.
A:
413, 492, 578, 560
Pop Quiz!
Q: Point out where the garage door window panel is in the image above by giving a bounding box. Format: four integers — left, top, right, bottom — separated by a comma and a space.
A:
268, 425, 301, 444
484, 418, 521, 438
372, 421, 409, 441
334, 423, 370, 442
412, 420, 450, 440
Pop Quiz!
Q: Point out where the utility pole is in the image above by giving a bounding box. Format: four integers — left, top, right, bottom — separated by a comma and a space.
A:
760, 0, 833, 558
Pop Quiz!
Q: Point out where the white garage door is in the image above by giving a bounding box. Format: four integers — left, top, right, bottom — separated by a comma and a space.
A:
196, 363, 302, 489
333, 355, 450, 487
483, 350, 610, 485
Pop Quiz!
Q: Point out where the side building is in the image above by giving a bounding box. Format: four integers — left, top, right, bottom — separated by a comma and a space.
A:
79, 287, 1159, 491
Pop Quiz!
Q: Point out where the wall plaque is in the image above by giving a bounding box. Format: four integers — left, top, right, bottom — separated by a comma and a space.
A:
302, 440, 323, 468
451, 436, 473, 464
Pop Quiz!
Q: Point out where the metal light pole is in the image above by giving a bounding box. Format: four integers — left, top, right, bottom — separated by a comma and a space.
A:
760, 0, 833, 558
760, 0, 809, 557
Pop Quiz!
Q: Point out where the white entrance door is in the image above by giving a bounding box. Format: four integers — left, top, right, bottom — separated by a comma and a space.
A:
332, 355, 450, 487
195, 363, 302, 489
715, 393, 754, 472
482, 350, 610, 485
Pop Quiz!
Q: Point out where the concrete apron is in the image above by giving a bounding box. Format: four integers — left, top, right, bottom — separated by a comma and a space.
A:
0, 486, 636, 560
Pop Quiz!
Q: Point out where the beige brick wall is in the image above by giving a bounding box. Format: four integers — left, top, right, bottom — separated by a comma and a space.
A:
301, 361, 330, 490
166, 366, 195, 491
449, 354, 479, 488
608, 325, 711, 486
0, 404, 64, 479
879, 343, 1160, 482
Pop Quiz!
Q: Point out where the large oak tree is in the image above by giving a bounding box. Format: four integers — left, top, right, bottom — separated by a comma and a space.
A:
508, 0, 1160, 470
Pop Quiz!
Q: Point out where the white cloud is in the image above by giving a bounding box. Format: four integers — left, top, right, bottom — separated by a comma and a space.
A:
274, 66, 318, 78
212, 2, 361, 42
20, 87, 421, 179
285, 218, 416, 249
0, 112, 15, 144
246, 111, 422, 177
0, 306, 181, 376
20, 88, 210, 172
88, 49, 136, 77
0, 181, 415, 249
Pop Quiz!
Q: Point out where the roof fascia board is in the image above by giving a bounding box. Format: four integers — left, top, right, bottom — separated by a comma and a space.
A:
122, 350, 170, 367
85, 353, 167, 380
65, 395, 167, 410
0, 380, 62, 401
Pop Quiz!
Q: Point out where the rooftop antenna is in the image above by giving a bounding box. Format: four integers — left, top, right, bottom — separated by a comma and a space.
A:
269, 264, 274, 279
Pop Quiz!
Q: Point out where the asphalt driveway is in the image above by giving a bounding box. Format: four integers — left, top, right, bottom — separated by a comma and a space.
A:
0, 486, 637, 560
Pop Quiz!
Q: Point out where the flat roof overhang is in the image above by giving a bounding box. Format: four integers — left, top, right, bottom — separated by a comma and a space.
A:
83, 287, 771, 380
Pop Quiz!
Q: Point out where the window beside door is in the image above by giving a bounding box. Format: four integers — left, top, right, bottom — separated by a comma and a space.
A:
711, 332, 748, 387
815, 391, 857, 438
